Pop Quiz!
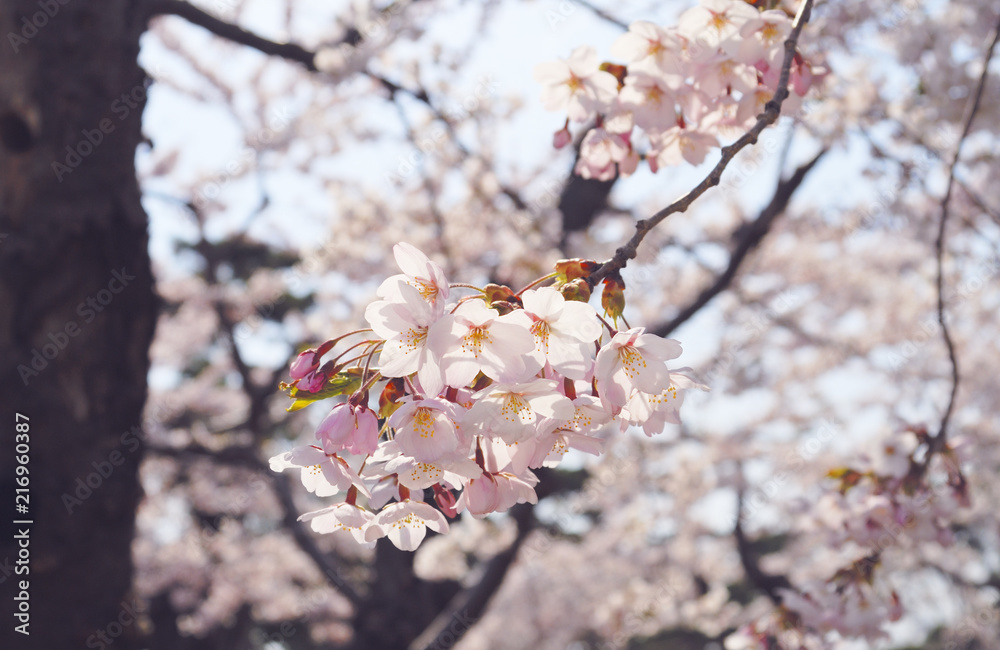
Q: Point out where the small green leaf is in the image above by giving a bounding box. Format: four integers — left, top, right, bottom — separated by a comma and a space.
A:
286, 369, 363, 411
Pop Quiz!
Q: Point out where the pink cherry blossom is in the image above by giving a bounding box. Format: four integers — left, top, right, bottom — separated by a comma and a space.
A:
316, 402, 380, 455
289, 348, 321, 380
621, 368, 708, 435
268, 445, 371, 498
734, 9, 792, 64
384, 453, 482, 490
456, 470, 538, 518
618, 72, 680, 133
552, 125, 572, 149
650, 126, 719, 167
528, 424, 605, 468
610, 21, 688, 75
693, 51, 758, 97
365, 282, 446, 396
677, 0, 759, 49
574, 127, 631, 181
387, 396, 465, 462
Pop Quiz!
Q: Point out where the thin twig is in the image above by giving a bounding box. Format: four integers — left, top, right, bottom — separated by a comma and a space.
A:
589, 0, 816, 286
651, 148, 825, 337
146, 0, 533, 214
929, 14, 1000, 450
575, 0, 629, 30
861, 127, 1000, 227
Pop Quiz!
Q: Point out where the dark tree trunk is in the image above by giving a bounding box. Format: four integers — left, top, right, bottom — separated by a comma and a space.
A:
0, 2, 156, 648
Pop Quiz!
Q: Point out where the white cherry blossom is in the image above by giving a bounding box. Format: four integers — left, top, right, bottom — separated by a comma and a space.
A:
533, 46, 619, 123
298, 503, 375, 547
364, 500, 450, 551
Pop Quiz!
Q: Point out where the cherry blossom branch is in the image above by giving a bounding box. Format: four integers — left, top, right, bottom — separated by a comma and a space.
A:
651, 148, 825, 337
146, 0, 535, 216
929, 14, 1000, 453
144, 0, 427, 100
588, 0, 816, 286
144, 0, 321, 70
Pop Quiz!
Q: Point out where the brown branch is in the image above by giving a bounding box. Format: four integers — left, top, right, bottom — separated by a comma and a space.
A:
589, 0, 816, 286
575, 0, 629, 30
929, 13, 1000, 453
145, 0, 319, 71
144, 1, 422, 100
409, 503, 536, 650
147, 1, 533, 215
270, 472, 366, 607
860, 127, 1000, 228
148, 442, 366, 607
734, 491, 791, 605
651, 148, 825, 338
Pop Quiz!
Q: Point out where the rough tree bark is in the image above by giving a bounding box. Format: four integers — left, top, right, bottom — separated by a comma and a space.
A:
0, 2, 156, 648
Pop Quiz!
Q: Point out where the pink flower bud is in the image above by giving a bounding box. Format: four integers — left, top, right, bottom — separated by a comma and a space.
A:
553, 126, 572, 149
289, 349, 319, 379
464, 473, 501, 517
316, 403, 380, 455
299, 370, 328, 393
433, 485, 459, 518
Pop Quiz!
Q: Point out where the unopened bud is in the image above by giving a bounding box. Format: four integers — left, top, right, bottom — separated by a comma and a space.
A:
553, 126, 572, 149
554, 258, 599, 283
560, 278, 591, 302
379, 377, 406, 418
484, 283, 518, 306
601, 272, 626, 322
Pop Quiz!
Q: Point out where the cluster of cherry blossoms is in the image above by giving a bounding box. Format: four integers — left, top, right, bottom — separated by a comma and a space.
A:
728, 428, 970, 648
270, 243, 705, 551
534, 0, 825, 180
